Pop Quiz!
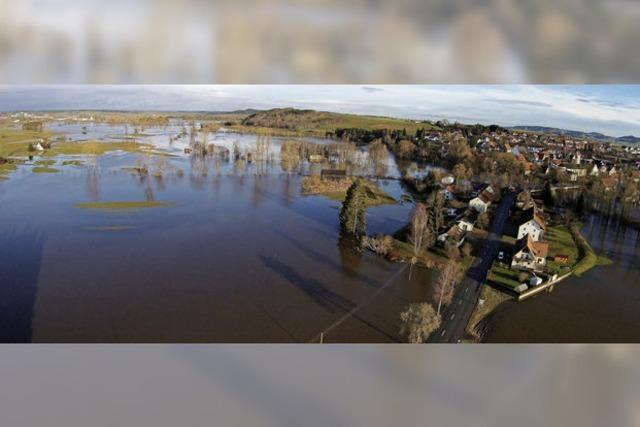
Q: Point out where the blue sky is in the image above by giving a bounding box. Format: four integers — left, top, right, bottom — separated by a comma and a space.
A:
1, 85, 639, 137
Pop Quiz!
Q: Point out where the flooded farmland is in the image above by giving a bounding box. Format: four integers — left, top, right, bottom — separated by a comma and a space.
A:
0, 120, 437, 342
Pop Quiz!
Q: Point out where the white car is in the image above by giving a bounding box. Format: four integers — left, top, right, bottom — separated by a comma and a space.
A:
497, 251, 504, 261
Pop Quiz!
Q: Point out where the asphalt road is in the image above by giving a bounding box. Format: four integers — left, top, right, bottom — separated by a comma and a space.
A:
430, 191, 516, 343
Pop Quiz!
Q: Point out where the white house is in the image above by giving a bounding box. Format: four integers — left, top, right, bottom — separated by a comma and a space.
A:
511, 235, 549, 271
516, 207, 546, 241
469, 193, 491, 213
457, 218, 474, 232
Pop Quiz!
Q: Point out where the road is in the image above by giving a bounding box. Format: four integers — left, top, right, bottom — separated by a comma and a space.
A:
430, 191, 515, 343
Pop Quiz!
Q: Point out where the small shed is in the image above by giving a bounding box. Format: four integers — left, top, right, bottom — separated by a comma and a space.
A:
320, 169, 347, 181
554, 254, 569, 264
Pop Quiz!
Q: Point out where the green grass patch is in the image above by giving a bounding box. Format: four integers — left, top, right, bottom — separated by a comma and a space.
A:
75, 200, 173, 210
35, 159, 56, 166
389, 238, 474, 271
62, 160, 84, 166
302, 177, 396, 207
0, 128, 54, 157
0, 162, 18, 179
487, 263, 523, 290
546, 225, 579, 273
46, 140, 153, 156
32, 166, 60, 174
569, 223, 599, 276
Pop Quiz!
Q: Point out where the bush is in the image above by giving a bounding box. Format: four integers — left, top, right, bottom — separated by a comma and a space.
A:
400, 303, 441, 343
362, 235, 394, 256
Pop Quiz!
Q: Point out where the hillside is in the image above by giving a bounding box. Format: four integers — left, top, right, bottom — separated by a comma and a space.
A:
238, 108, 433, 137
511, 125, 640, 144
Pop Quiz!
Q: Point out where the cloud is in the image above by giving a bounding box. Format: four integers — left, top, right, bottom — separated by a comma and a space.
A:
483, 98, 552, 108
361, 86, 384, 93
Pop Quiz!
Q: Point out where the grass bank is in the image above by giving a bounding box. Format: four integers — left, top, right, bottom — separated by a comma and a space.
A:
570, 222, 612, 276
465, 284, 513, 341
301, 176, 396, 207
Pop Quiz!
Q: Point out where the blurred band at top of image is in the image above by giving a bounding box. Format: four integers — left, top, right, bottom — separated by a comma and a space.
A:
0, 0, 639, 84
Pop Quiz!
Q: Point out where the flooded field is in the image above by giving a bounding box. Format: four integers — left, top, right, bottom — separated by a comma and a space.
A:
484, 214, 640, 343
0, 121, 437, 342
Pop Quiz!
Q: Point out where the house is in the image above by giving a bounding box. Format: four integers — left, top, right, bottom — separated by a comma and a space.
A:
446, 208, 459, 217
516, 207, 546, 241
511, 235, 549, 271
457, 218, 474, 232
442, 185, 456, 201
469, 192, 491, 213
437, 224, 466, 247
320, 169, 346, 181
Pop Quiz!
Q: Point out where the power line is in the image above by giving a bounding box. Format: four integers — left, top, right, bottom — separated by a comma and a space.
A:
308, 263, 408, 343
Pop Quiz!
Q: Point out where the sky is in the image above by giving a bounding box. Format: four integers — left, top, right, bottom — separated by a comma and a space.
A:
1, 85, 639, 137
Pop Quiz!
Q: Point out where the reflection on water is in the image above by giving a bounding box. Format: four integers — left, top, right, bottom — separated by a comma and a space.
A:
485, 214, 640, 343
0, 229, 44, 342
0, 123, 436, 342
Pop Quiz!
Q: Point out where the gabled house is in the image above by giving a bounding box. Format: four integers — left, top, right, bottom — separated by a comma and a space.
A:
469, 184, 496, 213
516, 207, 546, 241
469, 192, 491, 213
437, 224, 466, 247
511, 235, 548, 271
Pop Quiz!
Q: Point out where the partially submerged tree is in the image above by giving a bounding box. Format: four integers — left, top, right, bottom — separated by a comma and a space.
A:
400, 303, 441, 343
339, 179, 367, 236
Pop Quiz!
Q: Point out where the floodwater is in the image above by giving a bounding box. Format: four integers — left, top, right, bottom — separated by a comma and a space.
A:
0, 122, 437, 342
484, 214, 640, 343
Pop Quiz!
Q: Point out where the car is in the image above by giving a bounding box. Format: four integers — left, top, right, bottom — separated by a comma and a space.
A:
497, 251, 504, 261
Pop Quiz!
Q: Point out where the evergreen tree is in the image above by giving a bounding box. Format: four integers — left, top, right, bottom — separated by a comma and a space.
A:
339, 180, 367, 236
426, 191, 444, 246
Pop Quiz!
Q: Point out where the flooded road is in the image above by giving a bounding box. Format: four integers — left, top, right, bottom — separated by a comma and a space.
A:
484, 214, 640, 343
0, 123, 437, 342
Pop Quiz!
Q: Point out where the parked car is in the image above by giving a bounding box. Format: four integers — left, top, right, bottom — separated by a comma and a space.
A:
497, 251, 504, 261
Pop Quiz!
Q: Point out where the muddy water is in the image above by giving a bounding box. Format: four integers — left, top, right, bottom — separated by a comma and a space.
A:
484, 214, 640, 343
0, 125, 436, 342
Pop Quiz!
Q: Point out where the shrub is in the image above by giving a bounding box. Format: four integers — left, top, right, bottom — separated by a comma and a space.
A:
400, 303, 441, 343
361, 235, 394, 256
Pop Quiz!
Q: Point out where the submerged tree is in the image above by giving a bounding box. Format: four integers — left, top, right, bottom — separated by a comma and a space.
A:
339, 179, 367, 236
400, 303, 441, 343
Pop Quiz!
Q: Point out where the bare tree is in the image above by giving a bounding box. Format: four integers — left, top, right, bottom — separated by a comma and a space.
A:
434, 261, 462, 315
400, 303, 441, 343
408, 203, 429, 279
